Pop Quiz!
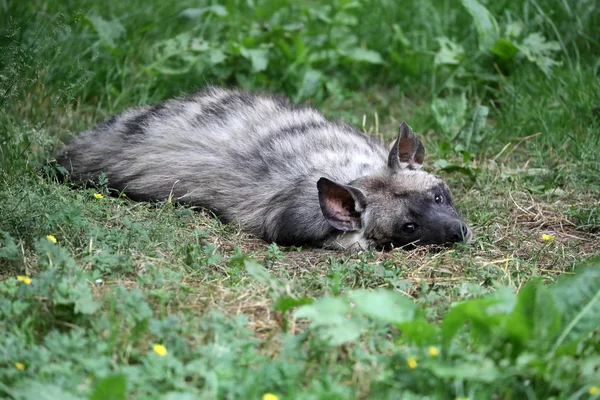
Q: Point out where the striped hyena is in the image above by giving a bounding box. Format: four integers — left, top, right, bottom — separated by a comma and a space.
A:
57, 86, 471, 250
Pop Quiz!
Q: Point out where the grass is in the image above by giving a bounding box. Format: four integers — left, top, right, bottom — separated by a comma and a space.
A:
1, 0, 600, 399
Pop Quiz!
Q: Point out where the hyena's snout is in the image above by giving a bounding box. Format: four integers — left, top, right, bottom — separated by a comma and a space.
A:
445, 221, 472, 244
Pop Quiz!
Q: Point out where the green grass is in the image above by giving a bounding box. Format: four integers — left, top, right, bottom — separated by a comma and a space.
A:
1, 0, 600, 399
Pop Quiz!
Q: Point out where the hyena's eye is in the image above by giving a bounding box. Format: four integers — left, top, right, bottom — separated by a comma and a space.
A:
435, 194, 444, 204
403, 223, 416, 234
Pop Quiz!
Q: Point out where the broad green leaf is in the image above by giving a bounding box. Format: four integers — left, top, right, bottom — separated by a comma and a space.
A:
180, 5, 228, 19
490, 37, 519, 60
551, 257, 600, 352
431, 93, 467, 136
90, 374, 127, 400
146, 33, 197, 75
348, 289, 417, 324
341, 48, 384, 64
442, 287, 515, 347
506, 279, 561, 352
429, 358, 499, 382
516, 33, 562, 77
318, 320, 364, 346
434, 37, 465, 66
295, 296, 350, 326
455, 105, 489, 148
274, 296, 314, 313
295, 296, 363, 345
460, 0, 499, 50
505, 22, 524, 39
244, 259, 272, 284
432, 160, 477, 180
397, 320, 438, 345
86, 15, 125, 49
208, 48, 227, 65
296, 69, 322, 101
240, 48, 269, 72
10, 381, 83, 400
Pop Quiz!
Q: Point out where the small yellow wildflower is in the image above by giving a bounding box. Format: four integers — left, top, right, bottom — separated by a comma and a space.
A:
262, 394, 279, 400
16, 276, 32, 285
590, 386, 599, 395
93, 193, 104, 199
455, 397, 469, 400
407, 356, 417, 369
46, 234, 57, 243
15, 362, 25, 371
153, 343, 167, 356
428, 346, 440, 356
541, 233, 555, 241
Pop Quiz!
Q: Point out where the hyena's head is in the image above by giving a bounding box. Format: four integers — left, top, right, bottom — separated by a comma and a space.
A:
317, 122, 472, 250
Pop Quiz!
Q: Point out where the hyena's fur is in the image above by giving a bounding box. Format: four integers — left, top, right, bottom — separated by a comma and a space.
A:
57, 86, 471, 250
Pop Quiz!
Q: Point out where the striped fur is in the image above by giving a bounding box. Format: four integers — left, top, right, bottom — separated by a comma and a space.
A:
57, 86, 471, 250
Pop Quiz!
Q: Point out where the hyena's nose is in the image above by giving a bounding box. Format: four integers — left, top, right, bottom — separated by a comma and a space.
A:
447, 222, 471, 243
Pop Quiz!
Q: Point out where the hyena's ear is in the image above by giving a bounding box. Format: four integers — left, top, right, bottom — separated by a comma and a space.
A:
388, 121, 425, 170
317, 177, 366, 231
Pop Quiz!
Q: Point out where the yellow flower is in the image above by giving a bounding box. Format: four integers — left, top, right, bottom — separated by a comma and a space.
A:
407, 356, 417, 369
15, 362, 25, 371
428, 346, 440, 356
153, 343, 167, 356
46, 234, 57, 243
262, 394, 279, 400
541, 233, 555, 241
17, 276, 32, 285
455, 397, 470, 400
590, 386, 599, 395
94, 193, 104, 199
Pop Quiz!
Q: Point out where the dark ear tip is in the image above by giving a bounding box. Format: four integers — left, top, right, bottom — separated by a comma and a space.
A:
398, 121, 414, 136
317, 177, 331, 191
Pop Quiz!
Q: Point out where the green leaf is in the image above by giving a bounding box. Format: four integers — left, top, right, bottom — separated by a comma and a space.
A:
348, 289, 417, 324
273, 296, 314, 313
0, 230, 21, 260
296, 68, 323, 101
90, 374, 127, 400
180, 5, 228, 19
506, 279, 561, 352
397, 320, 438, 346
295, 296, 363, 345
146, 32, 197, 75
244, 259, 272, 284
240, 48, 269, 72
295, 296, 350, 326
455, 104, 489, 148
433, 161, 477, 180
490, 37, 519, 60
441, 287, 515, 347
431, 93, 467, 136
429, 358, 499, 382
551, 257, 600, 352
208, 48, 227, 65
341, 48, 384, 64
516, 32, 562, 77
460, 0, 499, 50
86, 15, 125, 49
434, 37, 465, 66
9, 381, 83, 400
75, 292, 101, 315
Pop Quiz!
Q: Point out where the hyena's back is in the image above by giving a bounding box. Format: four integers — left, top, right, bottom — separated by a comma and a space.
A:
58, 86, 388, 245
